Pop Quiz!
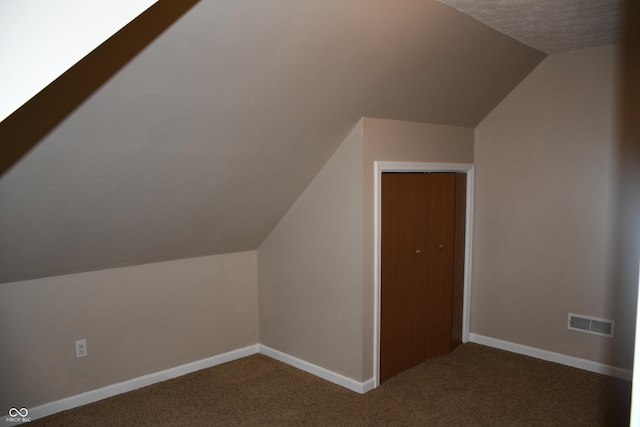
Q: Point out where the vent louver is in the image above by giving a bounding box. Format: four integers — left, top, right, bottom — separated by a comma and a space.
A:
568, 313, 614, 338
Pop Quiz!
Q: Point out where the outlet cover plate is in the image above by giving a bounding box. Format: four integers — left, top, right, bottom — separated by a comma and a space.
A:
76, 339, 87, 358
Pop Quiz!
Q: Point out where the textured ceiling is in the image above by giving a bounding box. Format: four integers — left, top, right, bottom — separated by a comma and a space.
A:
436, 0, 628, 53
0, 0, 546, 283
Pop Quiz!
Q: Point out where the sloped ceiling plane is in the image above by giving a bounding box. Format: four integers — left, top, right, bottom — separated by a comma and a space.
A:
0, 0, 628, 283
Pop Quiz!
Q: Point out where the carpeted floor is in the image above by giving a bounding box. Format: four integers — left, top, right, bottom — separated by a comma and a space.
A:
30, 343, 631, 426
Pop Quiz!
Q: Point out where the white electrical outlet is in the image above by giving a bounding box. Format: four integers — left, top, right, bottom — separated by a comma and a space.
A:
76, 339, 87, 358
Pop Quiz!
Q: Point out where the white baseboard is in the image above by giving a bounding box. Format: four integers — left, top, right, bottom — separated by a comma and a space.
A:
9, 342, 373, 425
258, 345, 375, 394
15, 344, 259, 425
469, 333, 632, 381
14, 336, 624, 425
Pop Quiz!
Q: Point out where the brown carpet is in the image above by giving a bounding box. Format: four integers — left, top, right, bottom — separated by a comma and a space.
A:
30, 343, 631, 426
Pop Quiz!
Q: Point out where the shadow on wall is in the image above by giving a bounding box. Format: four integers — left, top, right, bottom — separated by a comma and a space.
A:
0, 0, 200, 178
612, 0, 640, 368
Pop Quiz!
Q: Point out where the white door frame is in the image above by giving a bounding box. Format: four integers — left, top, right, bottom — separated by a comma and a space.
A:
373, 161, 475, 388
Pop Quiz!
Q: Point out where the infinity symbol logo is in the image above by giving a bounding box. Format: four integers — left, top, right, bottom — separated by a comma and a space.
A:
8, 407, 28, 417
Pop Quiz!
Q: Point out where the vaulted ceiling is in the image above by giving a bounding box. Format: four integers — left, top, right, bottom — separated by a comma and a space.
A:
0, 0, 623, 283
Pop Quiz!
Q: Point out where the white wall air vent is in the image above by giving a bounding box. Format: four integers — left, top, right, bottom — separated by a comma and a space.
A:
567, 313, 614, 338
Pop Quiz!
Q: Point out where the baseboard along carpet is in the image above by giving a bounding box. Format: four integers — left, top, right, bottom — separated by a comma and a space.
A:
27, 343, 631, 426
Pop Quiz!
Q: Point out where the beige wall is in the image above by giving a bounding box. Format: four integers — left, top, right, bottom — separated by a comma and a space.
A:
0, 251, 258, 409
258, 119, 365, 380
258, 117, 474, 383
361, 118, 474, 379
473, 44, 637, 369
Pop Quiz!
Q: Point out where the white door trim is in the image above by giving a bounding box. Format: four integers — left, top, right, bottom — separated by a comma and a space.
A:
373, 161, 474, 388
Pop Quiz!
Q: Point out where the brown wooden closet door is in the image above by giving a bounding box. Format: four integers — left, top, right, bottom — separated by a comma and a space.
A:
380, 172, 463, 383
